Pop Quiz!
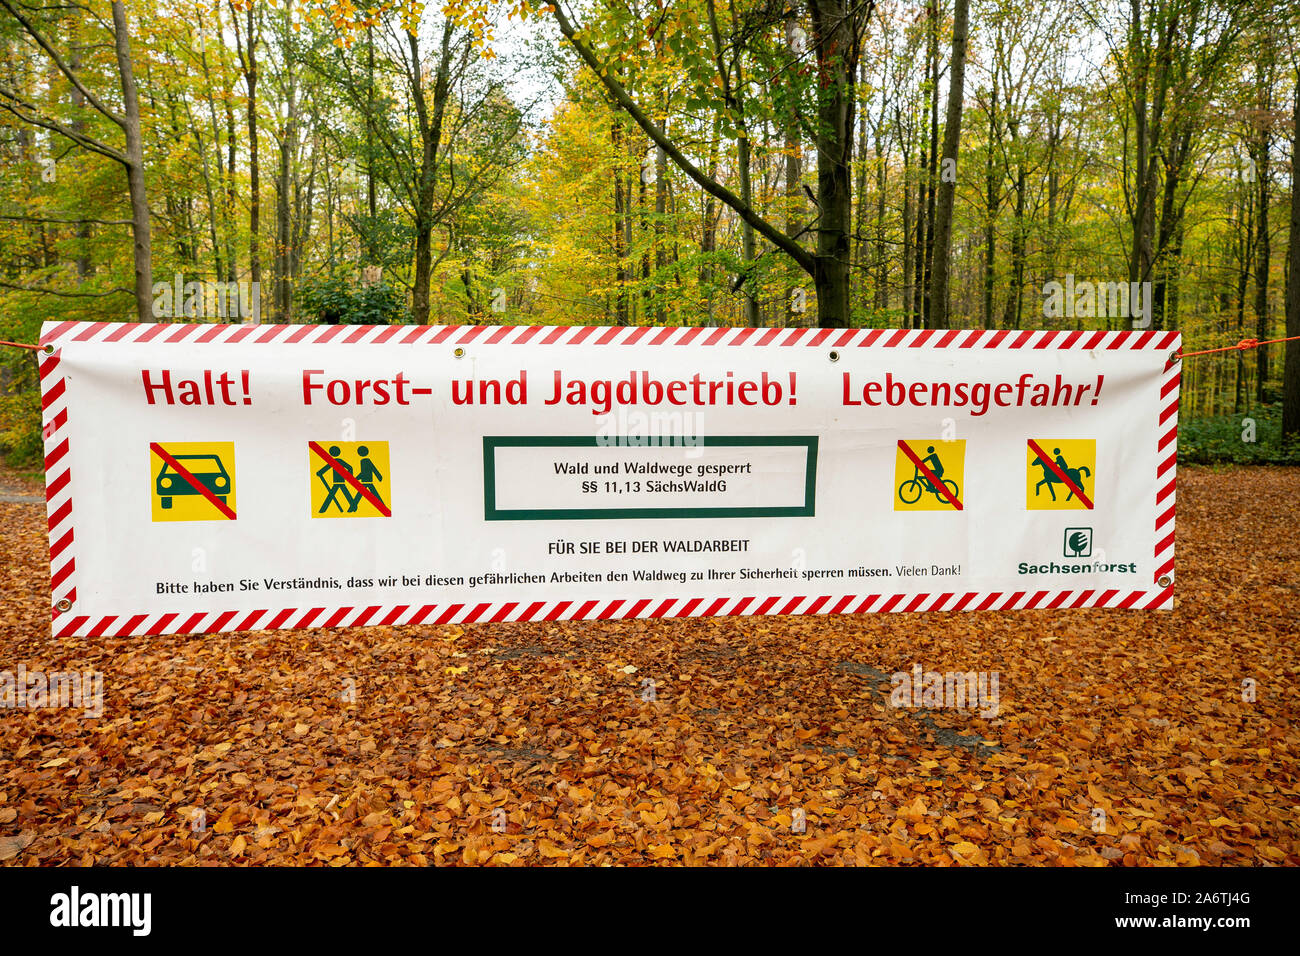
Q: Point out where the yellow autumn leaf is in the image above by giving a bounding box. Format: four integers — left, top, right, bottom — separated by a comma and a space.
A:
537, 839, 569, 859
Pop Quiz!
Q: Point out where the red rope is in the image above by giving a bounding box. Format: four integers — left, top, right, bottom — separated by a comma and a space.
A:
1178, 334, 1300, 359
6, 335, 1296, 358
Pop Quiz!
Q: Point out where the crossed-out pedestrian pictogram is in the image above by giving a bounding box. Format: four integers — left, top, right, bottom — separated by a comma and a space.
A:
309, 441, 392, 518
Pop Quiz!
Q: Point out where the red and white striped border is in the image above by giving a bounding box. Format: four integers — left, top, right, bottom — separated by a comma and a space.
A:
39, 322, 1180, 637
40, 343, 76, 622
40, 320, 1181, 351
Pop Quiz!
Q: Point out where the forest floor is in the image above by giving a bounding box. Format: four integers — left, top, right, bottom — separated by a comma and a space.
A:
0, 466, 1296, 866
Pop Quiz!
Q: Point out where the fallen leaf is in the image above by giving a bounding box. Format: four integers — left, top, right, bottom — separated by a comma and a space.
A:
0, 831, 36, 861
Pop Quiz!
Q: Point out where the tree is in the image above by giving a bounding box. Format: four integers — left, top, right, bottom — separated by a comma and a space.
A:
230, 1, 262, 293
550, 1, 875, 328
311, 10, 524, 324
928, 0, 969, 329
1284, 64, 1300, 441
0, 0, 151, 318
1121, 0, 1254, 327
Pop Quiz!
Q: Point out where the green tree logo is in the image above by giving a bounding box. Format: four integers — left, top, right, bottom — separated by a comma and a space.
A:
1064, 528, 1093, 558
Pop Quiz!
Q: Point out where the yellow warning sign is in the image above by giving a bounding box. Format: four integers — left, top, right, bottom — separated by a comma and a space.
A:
1026, 438, 1096, 510
309, 441, 391, 518
894, 439, 965, 511
150, 441, 237, 522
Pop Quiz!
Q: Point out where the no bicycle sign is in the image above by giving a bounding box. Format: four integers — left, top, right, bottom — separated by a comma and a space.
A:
38, 321, 1180, 638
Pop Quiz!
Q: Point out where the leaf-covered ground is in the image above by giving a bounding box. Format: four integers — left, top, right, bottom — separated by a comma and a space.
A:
1, 467, 1296, 866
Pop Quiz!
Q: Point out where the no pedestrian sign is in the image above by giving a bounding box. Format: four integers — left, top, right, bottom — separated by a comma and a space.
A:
38, 321, 1181, 637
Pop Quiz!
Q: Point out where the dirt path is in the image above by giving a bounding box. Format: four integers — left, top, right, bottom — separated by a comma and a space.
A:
0, 468, 42, 504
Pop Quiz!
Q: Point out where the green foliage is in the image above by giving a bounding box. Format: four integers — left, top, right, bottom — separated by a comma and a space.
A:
297, 275, 410, 325
0, 293, 48, 468
1179, 405, 1300, 465
351, 212, 417, 274
0, 387, 42, 467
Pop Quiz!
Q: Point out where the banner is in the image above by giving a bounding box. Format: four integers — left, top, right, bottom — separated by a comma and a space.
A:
38, 321, 1181, 637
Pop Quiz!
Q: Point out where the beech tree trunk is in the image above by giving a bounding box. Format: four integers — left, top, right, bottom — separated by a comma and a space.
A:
807, 0, 858, 327
112, 1, 151, 321
1282, 74, 1300, 441
928, 0, 969, 330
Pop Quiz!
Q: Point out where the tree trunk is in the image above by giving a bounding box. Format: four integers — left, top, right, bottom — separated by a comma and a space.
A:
293, 134, 316, 289
224, 95, 238, 283
982, 77, 998, 330
112, 1, 150, 321
238, 4, 261, 291
1128, 0, 1148, 287
69, 47, 92, 281
195, 31, 225, 285
1282, 73, 1300, 441
921, 1, 939, 326
1003, 187, 1025, 328
274, 25, 298, 324
792, 21, 809, 323
613, 121, 629, 324
1235, 181, 1252, 412
624, 132, 637, 323
275, 95, 296, 322
808, 0, 859, 328
737, 133, 759, 325
655, 127, 668, 325
1253, 136, 1271, 401
928, 0, 969, 330
873, 124, 887, 311
366, 26, 377, 263
912, 131, 927, 328
408, 20, 455, 325
1045, 108, 1060, 281
901, 122, 914, 327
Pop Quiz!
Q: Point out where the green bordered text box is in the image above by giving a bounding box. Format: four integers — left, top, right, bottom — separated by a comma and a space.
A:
483, 435, 818, 520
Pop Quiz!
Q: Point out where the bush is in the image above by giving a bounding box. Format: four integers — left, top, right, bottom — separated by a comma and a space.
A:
297, 275, 409, 326
1178, 404, 1300, 465
0, 389, 42, 467
0, 334, 42, 468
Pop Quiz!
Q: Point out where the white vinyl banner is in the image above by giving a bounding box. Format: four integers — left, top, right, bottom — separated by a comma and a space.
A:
39, 321, 1181, 637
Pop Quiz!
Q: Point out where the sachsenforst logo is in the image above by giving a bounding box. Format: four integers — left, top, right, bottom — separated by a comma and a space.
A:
1020, 526, 1134, 576
1064, 527, 1093, 558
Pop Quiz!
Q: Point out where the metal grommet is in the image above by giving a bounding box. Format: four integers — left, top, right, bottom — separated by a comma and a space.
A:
453, 347, 465, 358
828, 350, 840, 363
1157, 576, 1172, 588
55, 598, 72, 613
1168, 350, 1180, 364
42, 344, 55, 355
